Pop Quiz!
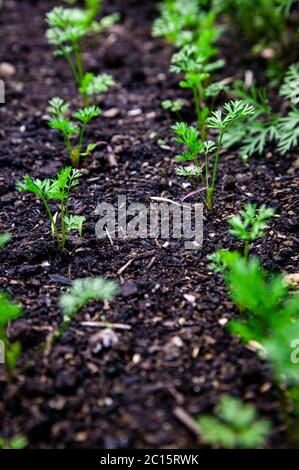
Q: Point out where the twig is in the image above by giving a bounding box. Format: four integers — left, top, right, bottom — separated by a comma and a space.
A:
117, 258, 134, 275
80, 321, 131, 330
173, 406, 201, 436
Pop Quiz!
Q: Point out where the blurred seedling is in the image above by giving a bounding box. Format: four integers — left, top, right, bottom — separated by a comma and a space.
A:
0, 435, 28, 449
197, 395, 271, 449
0, 292, 23, 379
46, 5, 118, 104
56, 277, 118, 339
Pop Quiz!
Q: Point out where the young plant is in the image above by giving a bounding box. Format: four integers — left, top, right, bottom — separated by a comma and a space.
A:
214, 0, 299, 79
173, 100, 255, 210
228, 203, 275, 259
47, 97, 101, 168
224, 63, 299, 157
153, 0, 220, 52
0, 292, 23, 378
46, 6, 117, 105
197, 395, 271, 448
0, 232, 11, 248
153, 0, 207, 47
162, 98, 186, 118
16, 167, 85, 252
0, 435, 28, 449
58, 277, 118, 337
277, 63, 299, 154
223, 82, 280, 157
170, 44, 226, 140
205, 100, 255, 209
208, 249, 299, 446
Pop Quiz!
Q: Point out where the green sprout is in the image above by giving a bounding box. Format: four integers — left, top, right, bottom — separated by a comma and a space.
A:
162, 99, 186, 118
0, 292, 23, 378
197, 395, 271, 448
16, 167, 85, 252
277, 63, 299, 154
173, 100, 255, 210
46, 5, 118, 105
228, 203, 275, 259
208, 248, 299, 447
0, 232, 11, 248
224, 64, 299, 157
48, 97, 101, 168
0, 435, 28, 449
57, 277, 118, 338
170, 45, 226, 140
153, 0, 220, 51
214, 0, 299, 80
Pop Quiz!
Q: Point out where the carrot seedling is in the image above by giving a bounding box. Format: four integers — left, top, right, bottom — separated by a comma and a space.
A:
16, 167, 85, 252
197, 395, 271, 449
173, 100, 255, 210
0, 292, 23, 378
48, 97, 101, 168
228, 203, 275, 259
57, 277, 118, 338
46, 6, 118, 105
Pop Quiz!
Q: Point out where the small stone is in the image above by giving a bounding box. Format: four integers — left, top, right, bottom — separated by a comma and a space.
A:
0, 62, 16, 78
103, 107, 120, 118
121, 281, 138, 297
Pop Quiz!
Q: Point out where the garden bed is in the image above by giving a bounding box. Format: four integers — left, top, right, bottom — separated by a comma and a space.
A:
0, 0, 298, 449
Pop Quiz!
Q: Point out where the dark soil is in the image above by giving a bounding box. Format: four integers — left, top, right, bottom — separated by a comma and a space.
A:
0, 0, 298, 449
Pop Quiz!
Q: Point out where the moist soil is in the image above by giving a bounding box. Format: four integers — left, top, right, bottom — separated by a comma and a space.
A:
0, 0, 298, 449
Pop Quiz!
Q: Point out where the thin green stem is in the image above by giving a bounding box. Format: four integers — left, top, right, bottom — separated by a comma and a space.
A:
205, 151, 209, 193
244, 240, 250, 260
199, 84, 206, 141
64, 134, 73, 160
40, 194, 61, 248
73, 44, 84, 83
60, 201, 66, 252
78, 123, 86, 156
64, 51, 80, 85
207, 129, 224, 211
193, 152, 204, 186
193, 87, 201, 130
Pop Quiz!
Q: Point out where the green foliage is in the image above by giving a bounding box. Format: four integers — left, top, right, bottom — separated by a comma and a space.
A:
207, 100, 256, 131
208, 247, 299, 442
277, 107, 299, 154
0, 232, 11, 248
0, 292, 22, 377
228, 203, 275, 258
224, 65, 299, 156
46, 4, 117, 104
162, 99, 185, 114
280, 63, 299, 105
154, 1, 225, 138
0, 435, 28, 449
197, 395, 271, 448
16, 167, 85, 252
277, 63, 299, 154
223, 81, 280, 156
170, 44, 225, 139
47, 97, 101, 168
60, 276, 118, 317
57, 277, 118, 337
214, 0, 299, 76
173, 101, 255, 210
153, 0, 213, 48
